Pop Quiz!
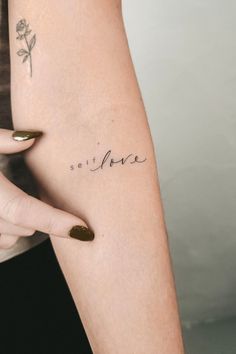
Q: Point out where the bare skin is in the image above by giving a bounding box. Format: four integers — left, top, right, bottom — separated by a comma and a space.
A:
8, 1, 185, 353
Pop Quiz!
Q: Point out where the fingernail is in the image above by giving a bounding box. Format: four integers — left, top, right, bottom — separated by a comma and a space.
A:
12, 130, 43, 141
69, 225, 95, 241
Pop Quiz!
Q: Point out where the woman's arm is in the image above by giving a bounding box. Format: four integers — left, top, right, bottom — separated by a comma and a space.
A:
8, 1, 184, 352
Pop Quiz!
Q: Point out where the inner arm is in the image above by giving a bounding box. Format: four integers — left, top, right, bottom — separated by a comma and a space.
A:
8, 1, 184, 352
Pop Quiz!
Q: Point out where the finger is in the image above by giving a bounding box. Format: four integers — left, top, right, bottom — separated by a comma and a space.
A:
0, 234, 19, 249
0, 173, 94, 241
0, 217, 35, 236
0, 128, 42, 154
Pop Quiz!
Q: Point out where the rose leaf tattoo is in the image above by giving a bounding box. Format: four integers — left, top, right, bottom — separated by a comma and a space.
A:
16, 19, 36, 77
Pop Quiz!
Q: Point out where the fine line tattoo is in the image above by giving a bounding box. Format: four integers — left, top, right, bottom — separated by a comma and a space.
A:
70, 149, 147, 172
16, 19, 36, 77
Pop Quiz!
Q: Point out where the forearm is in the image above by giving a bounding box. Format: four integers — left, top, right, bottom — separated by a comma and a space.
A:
9, 1, 184, 352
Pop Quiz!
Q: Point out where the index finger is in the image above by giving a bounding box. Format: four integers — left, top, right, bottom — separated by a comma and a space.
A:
0, 173, 95, 241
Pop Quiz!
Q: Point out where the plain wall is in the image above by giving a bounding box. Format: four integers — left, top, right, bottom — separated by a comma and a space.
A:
123, 0, 236, 325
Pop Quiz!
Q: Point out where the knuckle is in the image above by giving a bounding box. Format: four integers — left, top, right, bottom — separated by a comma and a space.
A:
45, 215, 57, 236
2, 193, 29, 225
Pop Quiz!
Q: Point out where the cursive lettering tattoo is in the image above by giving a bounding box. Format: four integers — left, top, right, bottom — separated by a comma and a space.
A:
16, 19, 36, 77
70, 149, 147, 172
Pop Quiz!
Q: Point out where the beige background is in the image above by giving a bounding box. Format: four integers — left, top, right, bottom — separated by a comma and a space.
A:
123, 0, 236, 326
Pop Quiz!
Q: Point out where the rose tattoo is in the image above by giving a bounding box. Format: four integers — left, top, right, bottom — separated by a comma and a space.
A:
16, 19, 36, 77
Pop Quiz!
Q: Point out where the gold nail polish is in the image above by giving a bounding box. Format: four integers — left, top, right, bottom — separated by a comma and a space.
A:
12, 130, 43, 141
69, 225, 95, 241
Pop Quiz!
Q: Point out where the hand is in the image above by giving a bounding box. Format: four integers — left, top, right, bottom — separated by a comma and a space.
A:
0, 128, 94, 249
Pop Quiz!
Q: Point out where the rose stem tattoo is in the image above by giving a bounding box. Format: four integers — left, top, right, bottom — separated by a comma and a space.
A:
16, 19, 36, 77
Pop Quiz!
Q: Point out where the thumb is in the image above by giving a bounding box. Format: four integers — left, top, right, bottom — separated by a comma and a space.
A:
0, 128, 42, 154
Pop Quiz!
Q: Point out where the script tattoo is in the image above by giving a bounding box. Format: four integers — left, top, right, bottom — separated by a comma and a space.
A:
70, 149, 147, 172
16, 19, 36, 77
